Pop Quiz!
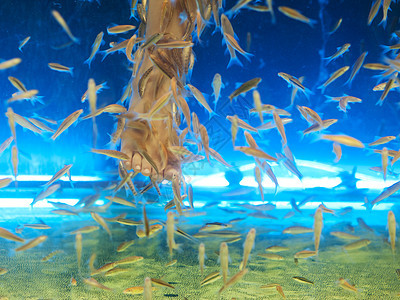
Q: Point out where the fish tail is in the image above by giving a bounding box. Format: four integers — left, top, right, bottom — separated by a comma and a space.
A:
72, 37, 81, 45
84, 56, 93, 68
317, 84, 326, 94
99, 50, 110, 62
378, 18, 387, 28
308, 19, 318, 28
380, 44, 392, 53
227, 56, 243, 69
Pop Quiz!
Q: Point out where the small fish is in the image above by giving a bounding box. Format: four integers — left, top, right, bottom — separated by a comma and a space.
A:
51, 109, 83, 140
0, 58, 22, 70
0, 178, 12, 189
314, 207, 323, 253
0, 267, 8, 276
330, 231, 360, 240
165, 259, 177, 267
48, 63, 73, 76
338, 278, 358, 292
75, 232, 82, 269
114, 255, 143, 265
228, 0, 252, 15
371, 180, 400, 206
8, 76, 27, 92
117, 240, 135, 252
143, 277, 152, 300
51, 209, 78, 216
324, 43, 351, 64
81, 81, 109, 103
265, 245, 289, 252
376, 77, 396, 106
90, 212, 112, 238
124, 286, 151, 295
343, 239, 371, 251
382, 147, 389, 181
388, 211, 396, 254
240, 228, 256, 270
198, 243, 206, 275
16, 235, 47, 252
258, 253, 284, 260
278, 6, 316, 27
11, 145, 18, 182
234, 146, 277, 161
226, 115, 258, 132
51, 10, 79, 43
107, 25, 136, 34
229, 78, 261, 101
150, 278, 175, 289
91, 149, 129, 161
200, 271, 221, 286
218, 268, 248, 294
31, 184, 61, 206
70, 226, 99, 235
23, 224, 51, 230
85, 31, 104, 67
223, 33, 251, 60
283, 226, 313, 234
368, 0, 381, 25
357, 218, 374, 232
105, 196, 135, 208
187, 85, 214, 116
104, 267, 129, 277
83, 278, 112, 291
18, 36, 31, 52
319, 66, 350, 93
373, 81, 400, 91
0, 227, 25, 242
28, 118, 55, 133
254, 166, 264, 201
380, 0, 391, 26
273, 110, 287, 145
44, 164, 73, 186
0, 137, 13, 156
167, 211, 178, 256
91, 262, 118, 276
294, 250, 317, 259
212, 73, 223, 110
292, 276, 314, 285
329, 18, 343, 34
321, 134, 364, 148
346, 51, 367, 85
363, 63, 389, 70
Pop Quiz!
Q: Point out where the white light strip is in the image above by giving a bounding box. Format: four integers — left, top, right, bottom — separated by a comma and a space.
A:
0, 198, 107, 208
239, 176, 342, 189
187, 175, 229, 187
0, 198, 80, 208
0, 175, 103, 182
273, 201, 393, 211
296, 160, 342, 173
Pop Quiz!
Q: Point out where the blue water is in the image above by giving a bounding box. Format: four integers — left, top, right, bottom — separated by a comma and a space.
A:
0, 0, 400, 298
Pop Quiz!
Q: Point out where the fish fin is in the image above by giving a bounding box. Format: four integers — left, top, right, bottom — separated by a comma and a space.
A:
308, 19, 318, 28
99, 50, 110, 62
84, 56, 94, 68
227, 56, 243, 68
378, 18, 388, 28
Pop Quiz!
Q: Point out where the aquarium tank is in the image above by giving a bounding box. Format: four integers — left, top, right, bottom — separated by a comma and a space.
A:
0, 0, 400, 298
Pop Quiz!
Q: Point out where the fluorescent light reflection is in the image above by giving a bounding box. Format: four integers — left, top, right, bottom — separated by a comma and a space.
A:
0, 198, 106, 208
0, 175, 103, 182
187, 175, 229, 187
